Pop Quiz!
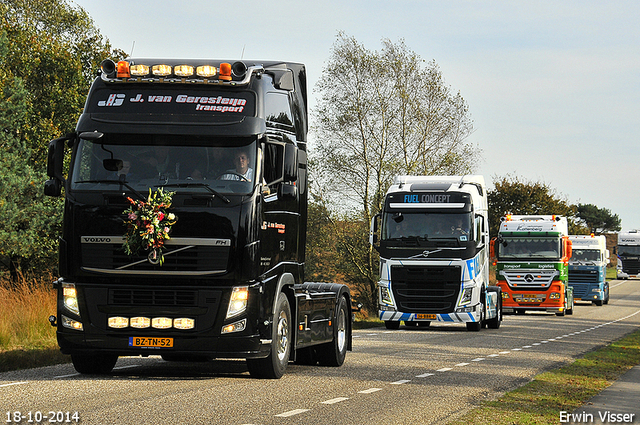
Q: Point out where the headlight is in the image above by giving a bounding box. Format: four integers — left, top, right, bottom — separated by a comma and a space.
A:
549, 292, 561, 300
226, 286, 249, 319
379, 286, 393, 305
62, 283, 80, 315
459, 288, 473, 305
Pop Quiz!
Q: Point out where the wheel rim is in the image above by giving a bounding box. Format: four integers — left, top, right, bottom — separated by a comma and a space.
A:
336, 307, 346, 352
276, 310, 289, 362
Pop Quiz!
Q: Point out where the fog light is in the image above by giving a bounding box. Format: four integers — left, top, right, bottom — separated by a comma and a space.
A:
61, 315, 83, 331
108, 316, 129, 329
152, 317, 173, 329
549, 292, 561, 300
502, 292, 510, 299
222, 319, 246, 334
130, 317, 151, 328
174, 318, 195, 330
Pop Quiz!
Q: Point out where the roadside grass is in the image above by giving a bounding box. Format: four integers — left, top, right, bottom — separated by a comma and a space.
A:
448, 328, 640, 425
0, 272, 63, 372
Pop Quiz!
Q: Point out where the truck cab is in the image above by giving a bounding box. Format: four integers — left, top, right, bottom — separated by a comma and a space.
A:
568, 234, 610, 306
491, 215, 574, 316
616, 230, 640, 279
370, 175, 502, 331
45, 58, 352, 378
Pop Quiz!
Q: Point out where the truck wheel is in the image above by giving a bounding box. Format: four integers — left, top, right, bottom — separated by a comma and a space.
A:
487, 289, 502, 329
384, 321, 400, 330
318, 296, 349, 366
567, 296, 574, 315
594, 300, 603, 306
466, 321, 482, 331
247, 292, 291, 379
71, 353, 118, 374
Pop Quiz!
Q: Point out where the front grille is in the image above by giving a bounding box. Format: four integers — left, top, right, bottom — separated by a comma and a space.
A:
110, 289, 198, 306
621, 259, 640, 274
501, 269, 558, 289
570, 284, 589, 299
82, 241, 230, 274
390, 265, 461, 313
568, 269, 599, 283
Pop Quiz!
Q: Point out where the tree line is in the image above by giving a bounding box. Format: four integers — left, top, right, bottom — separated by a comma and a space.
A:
0, 1, 621, 314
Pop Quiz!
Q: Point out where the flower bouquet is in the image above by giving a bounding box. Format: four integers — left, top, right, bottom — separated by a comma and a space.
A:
122, 188, 177, 265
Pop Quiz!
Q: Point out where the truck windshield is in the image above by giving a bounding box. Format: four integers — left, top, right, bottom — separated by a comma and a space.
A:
618, 246, 640, 256
70, 135, 257, 195
498, 237, 561, 259
571, 249, 600, 262
381, 212, 473, 242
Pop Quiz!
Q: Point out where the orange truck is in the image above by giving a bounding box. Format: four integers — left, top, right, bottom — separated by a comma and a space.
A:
491, 215, 573, 316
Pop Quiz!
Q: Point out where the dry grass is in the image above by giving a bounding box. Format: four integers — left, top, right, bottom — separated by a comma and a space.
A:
0, 271, 58, 351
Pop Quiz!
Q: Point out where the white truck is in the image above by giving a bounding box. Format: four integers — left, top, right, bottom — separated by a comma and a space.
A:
568, 235, 610, 306
369, 175, 502, 331
616, 230, 640, 279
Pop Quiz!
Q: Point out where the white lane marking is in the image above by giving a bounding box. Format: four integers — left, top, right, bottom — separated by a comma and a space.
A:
455, 363, 470, 367
53, 373, 79, 379
471, 358, 485, 362
487, 354, 499, 357
416, 373, 434, 378
358, 388, 382, 394
391, 379, 411, 385
322, 397, 349, 405
0, 381, 28, 388
499, 351, 511, 354
437, 367, 452, 372
512, 348, 522, 351
275, 409, 310, 418
522, 345, 532, 348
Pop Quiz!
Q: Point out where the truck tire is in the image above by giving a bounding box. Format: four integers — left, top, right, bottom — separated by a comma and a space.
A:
71, 353, 118, 374
247, 292, 291, 379
384, 321, 400, 330
466, 302, 484, 331
486, 288, 502, 329
317, 295, 349, 366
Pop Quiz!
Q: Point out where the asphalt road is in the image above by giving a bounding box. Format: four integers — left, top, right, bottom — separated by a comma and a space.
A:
2, 279, 639, 425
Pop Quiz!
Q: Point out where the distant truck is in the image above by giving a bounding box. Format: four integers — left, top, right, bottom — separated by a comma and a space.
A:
370, 175, 502, 331
568, 235, 610, 306
616, 230, 640, 279
491, 215, 574, 316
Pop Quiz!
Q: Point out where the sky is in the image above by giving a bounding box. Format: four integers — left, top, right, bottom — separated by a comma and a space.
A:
72, 0, 640, 230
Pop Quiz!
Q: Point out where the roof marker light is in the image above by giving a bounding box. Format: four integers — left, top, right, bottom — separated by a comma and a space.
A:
196, 65, 217, 78
152, 64, 172, 77
130, 64, 150, 76
116, 61, 130, 78
219, 63, 232, 81
174, 65, 194, 77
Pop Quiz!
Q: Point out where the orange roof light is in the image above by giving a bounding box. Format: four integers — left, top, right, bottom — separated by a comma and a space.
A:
506, 214, 512, 221
219, 63, 232, 81
116, 61, 130, 78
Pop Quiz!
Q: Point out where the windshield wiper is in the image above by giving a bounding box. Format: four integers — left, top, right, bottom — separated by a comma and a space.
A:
157, 182, 231, 204
74, 177, 146, 201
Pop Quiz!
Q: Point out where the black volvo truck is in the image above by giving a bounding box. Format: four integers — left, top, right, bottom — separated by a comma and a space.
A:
45, 58, 352, 378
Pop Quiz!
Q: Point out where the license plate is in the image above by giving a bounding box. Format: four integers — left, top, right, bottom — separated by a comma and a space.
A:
416, 314, 437, 320
129, 337, 173, 348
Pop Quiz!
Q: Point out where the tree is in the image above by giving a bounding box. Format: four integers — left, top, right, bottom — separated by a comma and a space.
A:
576, 203, 621, 234
0, 0, 124, 274
311, 32, 477, 310
1, 0, 124, 166
0, 38, 62, 274
488, 174, 578, 237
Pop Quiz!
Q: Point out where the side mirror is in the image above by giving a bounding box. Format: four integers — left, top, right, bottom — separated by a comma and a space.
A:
283, 143, 297, 182
277, 182, 297, 200
44, 134, 74, 197
103, 158, 123, 172
370, 213, 381, 249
